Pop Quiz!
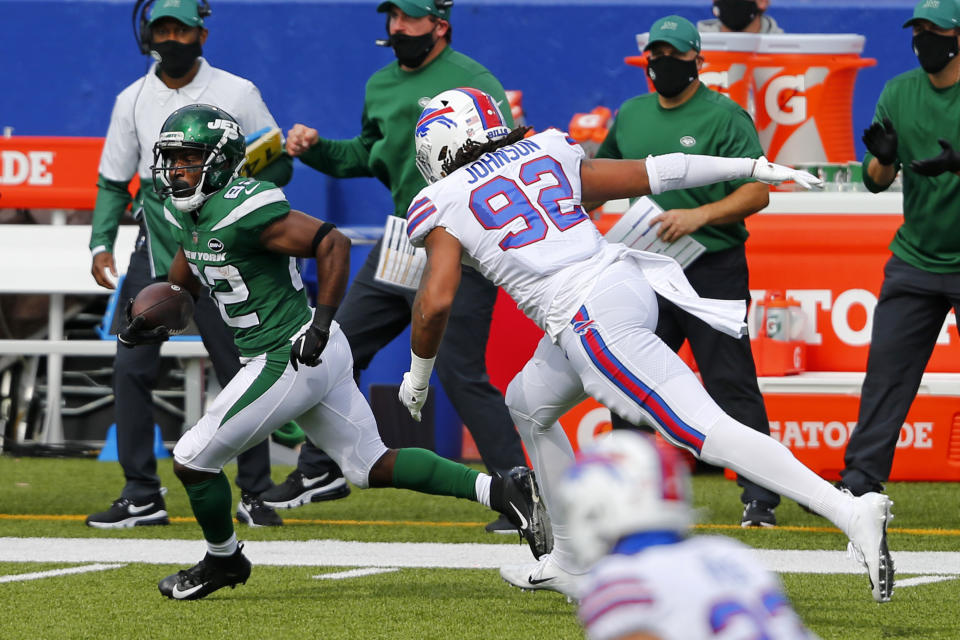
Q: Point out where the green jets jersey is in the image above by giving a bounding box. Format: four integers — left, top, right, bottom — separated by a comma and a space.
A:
164, 177, 311, 357
597, 83, 764, 253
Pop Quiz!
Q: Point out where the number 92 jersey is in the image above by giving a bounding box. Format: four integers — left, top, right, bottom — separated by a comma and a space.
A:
163, 177, 312, 357
406, 129, 614, 338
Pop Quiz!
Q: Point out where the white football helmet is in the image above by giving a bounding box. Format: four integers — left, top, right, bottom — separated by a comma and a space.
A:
414, 87, 511, 184
557, 431, 694, 566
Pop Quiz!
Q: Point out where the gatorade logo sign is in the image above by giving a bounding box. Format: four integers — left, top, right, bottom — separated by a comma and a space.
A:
0, 150, 54, 185
765, 74, 807, 126
770, 420, 934, 450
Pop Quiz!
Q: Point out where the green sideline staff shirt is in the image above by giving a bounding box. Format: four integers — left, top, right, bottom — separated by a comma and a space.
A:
863, 68, 960, 273
298, 46, 514, 219
596, 84, 763, 253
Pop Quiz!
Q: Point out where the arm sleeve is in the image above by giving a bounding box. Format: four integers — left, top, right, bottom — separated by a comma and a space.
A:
298, 102, 377, 178
89, 174, 132, 254
98, 89, 141, 182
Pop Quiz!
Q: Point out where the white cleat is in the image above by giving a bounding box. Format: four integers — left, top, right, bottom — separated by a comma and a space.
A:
846, 492, 894, 603
499, 553, 583, 601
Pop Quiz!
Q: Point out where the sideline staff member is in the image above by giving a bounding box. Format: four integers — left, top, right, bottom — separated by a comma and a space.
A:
594, 15, 781, 527
87, 0, 291, 529
841, 0, 960, 496
271, 0, 528, 534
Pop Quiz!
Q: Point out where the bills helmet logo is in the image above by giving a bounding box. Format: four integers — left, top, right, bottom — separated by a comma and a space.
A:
416, 106, 456, 138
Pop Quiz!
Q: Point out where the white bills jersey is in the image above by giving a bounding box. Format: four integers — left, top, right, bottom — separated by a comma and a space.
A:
578, 536, 818, 640
406, 129, 614, 338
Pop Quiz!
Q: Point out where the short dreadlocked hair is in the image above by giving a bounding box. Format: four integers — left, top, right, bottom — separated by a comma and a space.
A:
441, 126, 533, 177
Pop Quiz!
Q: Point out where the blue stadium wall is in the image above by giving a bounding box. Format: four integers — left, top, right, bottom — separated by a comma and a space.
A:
0, 0, 921, 455
3, 0, 920, 226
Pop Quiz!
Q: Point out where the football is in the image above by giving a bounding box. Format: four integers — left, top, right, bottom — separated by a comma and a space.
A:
131, 282, 194, 333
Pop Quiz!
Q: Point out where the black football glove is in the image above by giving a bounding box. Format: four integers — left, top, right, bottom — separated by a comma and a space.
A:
290, 304, 337, 371
910, 139, 960, 177
862, 118, 898, 166
117, 299, 170, 348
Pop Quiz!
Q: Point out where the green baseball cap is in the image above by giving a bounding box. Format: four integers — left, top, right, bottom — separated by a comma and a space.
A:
376, 0, 451, 21
903, 0, 960, 29
645, 15, 701, 53
149, 0, 204, 27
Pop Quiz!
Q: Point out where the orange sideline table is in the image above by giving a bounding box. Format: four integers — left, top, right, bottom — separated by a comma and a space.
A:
484, 192, 960, 482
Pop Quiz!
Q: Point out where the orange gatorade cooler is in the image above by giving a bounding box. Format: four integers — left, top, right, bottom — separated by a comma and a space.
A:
752, 34, 876, 164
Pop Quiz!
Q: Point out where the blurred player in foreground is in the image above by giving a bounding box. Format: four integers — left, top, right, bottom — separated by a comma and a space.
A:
559, 430, 819, 640
398, 87, 894, 603
125, 103, 549, 600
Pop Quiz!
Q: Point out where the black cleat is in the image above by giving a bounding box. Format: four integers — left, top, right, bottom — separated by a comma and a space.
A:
741, 500, 777, 528
86, 493, 169, 528
158, 545, 252, 601
491, 466, 553, 560
236, 492, 283, 527
484, 513, 518, 535
260, 470, 350, 509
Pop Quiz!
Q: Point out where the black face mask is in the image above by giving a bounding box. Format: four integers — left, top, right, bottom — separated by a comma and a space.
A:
913, 30, 959, 74
647, 55, 699, 98
150, 40, 202, 78
389, 32, 436, 68
713, 0, 759, 32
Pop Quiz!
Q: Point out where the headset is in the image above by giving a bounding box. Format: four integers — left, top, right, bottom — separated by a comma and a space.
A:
133, 0, 212, 55
375, 0, 453, 47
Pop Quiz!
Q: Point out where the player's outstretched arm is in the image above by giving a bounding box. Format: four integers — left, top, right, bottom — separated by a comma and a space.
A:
401, 227, 463, 421
580, 154, 822, 203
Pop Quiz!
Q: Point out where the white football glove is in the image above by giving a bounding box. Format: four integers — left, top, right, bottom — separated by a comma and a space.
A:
399, 372, 429, 422
751, 156, 823, 190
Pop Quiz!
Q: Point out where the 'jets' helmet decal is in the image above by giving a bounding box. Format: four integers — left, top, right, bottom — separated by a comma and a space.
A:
152, 103, 246, 212
414, 87, 510, 184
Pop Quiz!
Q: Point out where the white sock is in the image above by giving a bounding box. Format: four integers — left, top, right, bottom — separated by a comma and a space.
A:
475, 473, 492, 508
207, 532, 238, 558
513, 413, 583, 571
699, 415, 853, 532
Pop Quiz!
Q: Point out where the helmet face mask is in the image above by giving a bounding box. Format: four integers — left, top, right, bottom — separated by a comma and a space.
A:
557, 431, 694, 567
414, 87, 510, 184
152, 104, 246, 212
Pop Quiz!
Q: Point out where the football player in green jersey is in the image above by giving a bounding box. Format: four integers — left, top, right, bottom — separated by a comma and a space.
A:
123, 103, 550, 601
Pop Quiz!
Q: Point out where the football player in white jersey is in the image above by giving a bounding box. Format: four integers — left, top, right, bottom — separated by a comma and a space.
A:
399, 87, 894, 603
559, 430, 819, 640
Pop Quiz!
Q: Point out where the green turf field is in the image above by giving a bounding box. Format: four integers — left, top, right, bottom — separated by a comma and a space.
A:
1, 456, 958, 639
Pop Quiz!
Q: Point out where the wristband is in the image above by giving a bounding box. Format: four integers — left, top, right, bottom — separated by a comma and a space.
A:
408, 350, 436, 390
311, 303, 338, 332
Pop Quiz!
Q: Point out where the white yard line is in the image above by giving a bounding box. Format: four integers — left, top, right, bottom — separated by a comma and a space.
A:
894, 575, 957, 588
0, 538, 957, 578
313, 567, 400, 580
0, 563, 125, 583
